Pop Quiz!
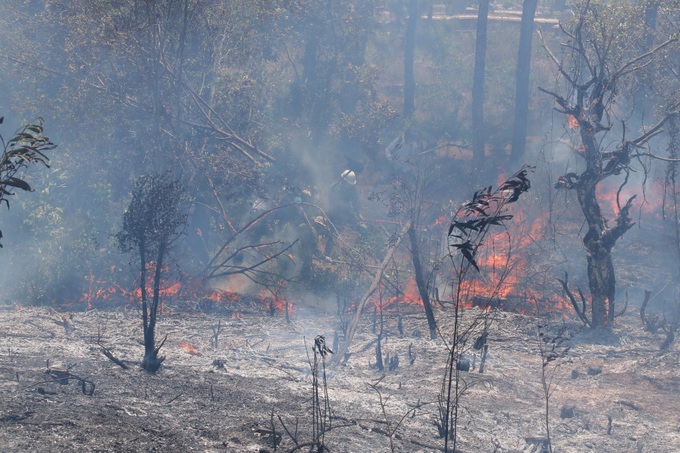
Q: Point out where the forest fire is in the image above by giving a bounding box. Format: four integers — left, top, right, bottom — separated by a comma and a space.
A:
596, 178, 665, 219
179, 343, 200, 356
3, 1, 680, 451
454, 208, 573, 317
259, 285, 296, 317
370, 278, 425, 312
78, 270, 240, 313
362, 206, 573, 319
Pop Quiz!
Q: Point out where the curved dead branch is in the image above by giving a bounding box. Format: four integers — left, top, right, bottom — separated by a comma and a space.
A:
557, 272, 592, 327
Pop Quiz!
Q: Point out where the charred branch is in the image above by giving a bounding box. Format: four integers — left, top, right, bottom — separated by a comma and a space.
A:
205, 240, 298, 280
640, 290, 659, 332
641, 289, 680, 351
44, 368, 96, 396
558, 273, 592, 328
616, 292, 628, 319
602, 195, 636, 249
660, 322, 677, 352
200, 202, 327, 282
99, 345, 129, 370
331, 220, 411, 367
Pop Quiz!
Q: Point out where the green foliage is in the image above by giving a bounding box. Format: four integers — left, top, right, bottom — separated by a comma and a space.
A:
0, 117, 55, 248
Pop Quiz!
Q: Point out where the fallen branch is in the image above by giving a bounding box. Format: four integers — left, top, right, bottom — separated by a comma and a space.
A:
330, 220, 412, 366
100, 345, 129, 370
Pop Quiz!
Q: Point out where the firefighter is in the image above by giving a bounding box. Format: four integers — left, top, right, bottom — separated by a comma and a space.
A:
324, 169, 362, 257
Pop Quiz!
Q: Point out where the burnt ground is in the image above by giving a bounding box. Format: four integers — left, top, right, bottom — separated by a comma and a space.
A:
1, 293, 679, 453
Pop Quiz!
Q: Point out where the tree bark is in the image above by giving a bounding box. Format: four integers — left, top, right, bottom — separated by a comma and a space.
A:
510, 0, 538, 163
471, 0, 490, 173
575, 144, 635, 327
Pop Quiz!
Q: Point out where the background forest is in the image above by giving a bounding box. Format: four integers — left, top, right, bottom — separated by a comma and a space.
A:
0, 0, 679, 326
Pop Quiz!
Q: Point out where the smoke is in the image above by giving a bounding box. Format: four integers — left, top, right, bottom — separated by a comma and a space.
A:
0, 1, 676, 320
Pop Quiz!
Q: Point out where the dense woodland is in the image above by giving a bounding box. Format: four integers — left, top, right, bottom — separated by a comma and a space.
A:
0, 0, 679, 338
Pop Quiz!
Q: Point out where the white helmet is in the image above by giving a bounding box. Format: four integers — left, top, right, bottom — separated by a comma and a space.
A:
341, 169, 357, 185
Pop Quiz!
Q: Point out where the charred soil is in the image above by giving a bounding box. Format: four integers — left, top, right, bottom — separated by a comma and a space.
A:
0, 300, 679, 452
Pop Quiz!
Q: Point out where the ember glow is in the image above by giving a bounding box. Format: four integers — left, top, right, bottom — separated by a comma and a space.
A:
179, 343, 200, 356
566, 114, 579, 129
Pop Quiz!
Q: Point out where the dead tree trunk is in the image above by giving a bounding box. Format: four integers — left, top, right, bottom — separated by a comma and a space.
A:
510, 0, 538, 163
408, 223, 437, 340
538, 2, 678, 329
471, 0, 489, 173
578, 178, 634, 327
142, 241, 167, 372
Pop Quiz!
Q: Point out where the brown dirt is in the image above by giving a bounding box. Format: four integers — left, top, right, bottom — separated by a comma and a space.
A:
1, 298, 679, 453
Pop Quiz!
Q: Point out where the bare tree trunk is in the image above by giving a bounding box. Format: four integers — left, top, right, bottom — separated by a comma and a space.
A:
471, 0, 490, 174
404, 0, 417, 120
140, 239, 148, 342
576, 158, 634, 328
644, 1, 659, 50
670, 116, 680, 273
510, 0, 538, 163
143, 242, 167, 372
408, 224, 437, 340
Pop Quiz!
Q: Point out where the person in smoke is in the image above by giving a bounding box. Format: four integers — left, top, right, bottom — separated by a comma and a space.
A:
324, 169, 362, 257
295, 214, 330, 280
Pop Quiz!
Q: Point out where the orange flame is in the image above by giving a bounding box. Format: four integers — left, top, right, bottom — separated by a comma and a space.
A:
259, 283, 297, 315
179, 343, 199, 356
369, 278, 425, 312
453, 210, 575, 317
596, 179, 664, 219
566, 114, 579, 129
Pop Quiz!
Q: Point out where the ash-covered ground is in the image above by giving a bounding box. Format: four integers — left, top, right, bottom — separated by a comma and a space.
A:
0, 296, 679, 453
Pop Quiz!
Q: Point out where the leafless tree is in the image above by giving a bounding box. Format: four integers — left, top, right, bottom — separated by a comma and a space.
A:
539, 0, 679, 329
